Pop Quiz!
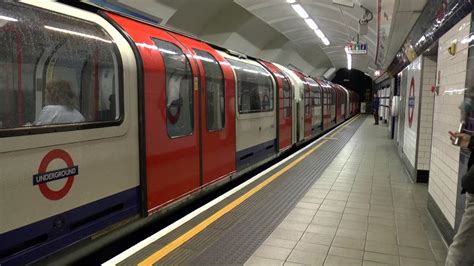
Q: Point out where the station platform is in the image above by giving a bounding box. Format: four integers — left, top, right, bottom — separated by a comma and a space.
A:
105, 115, 447, 266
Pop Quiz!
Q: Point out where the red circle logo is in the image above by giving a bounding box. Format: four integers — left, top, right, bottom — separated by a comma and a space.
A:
37, 149, 76, 200
408, 77, 416, 128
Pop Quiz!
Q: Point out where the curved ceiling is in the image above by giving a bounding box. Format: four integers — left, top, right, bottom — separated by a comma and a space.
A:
96, 0, 427, 78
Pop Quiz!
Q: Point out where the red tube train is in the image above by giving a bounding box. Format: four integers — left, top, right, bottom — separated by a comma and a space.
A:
0, 1, 359, 264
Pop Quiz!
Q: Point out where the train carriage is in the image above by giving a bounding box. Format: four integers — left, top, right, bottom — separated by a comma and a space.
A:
0, 1, 359, 264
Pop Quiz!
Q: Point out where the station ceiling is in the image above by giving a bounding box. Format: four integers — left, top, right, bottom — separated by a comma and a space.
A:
104, 0, 427, 78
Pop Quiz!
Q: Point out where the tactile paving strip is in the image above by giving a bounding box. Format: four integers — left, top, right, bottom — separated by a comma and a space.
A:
118, 116, 364, 265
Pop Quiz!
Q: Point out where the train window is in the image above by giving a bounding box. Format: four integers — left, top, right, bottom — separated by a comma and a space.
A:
226, 58, 274, 114
306, 78, 321, 107
193, 49, 225, 131
154, 39, 193, 138
282, 77, 291, 118
0, 2, 122, 135
304, 85, 311, 116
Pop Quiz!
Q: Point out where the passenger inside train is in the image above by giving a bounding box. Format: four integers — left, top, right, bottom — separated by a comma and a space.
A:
35, 80, 85, 125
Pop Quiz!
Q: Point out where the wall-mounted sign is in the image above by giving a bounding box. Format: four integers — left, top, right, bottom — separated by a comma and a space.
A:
345, 41, 368, 55
408, 77, 416, 128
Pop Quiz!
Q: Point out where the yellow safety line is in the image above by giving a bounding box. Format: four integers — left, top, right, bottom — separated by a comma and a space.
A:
138, 114, 360, 266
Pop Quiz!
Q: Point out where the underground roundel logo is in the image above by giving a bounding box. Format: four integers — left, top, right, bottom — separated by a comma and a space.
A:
408, 77, 416, 128
33, 149, 79, 200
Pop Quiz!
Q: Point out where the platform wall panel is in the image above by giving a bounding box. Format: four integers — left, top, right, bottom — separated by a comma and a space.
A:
429, 14, 471, 228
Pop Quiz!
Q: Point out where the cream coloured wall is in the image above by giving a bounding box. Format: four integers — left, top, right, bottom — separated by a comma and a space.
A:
429, 14, 471, 228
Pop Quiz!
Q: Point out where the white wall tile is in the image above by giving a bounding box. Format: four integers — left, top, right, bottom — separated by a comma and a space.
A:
429, 14, 471, 229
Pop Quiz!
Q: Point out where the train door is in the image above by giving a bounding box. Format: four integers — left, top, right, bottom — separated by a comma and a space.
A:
108, 13, 201, 212
169, 33, 236, 185
259, 61, 292, 152
319, 82, 331, 130
303, 81, 312, 138
330, 88, 336, 124
306, 77, 322, 136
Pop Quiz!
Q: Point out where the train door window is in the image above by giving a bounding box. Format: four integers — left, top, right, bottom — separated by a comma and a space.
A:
306, 78, 321, 107
0, 2, 122, 135
226, 58, 273, 114
193, 49, 225, 131
282, 76, 291, 118
153, 39, 193, 138
304, 84, 310, 116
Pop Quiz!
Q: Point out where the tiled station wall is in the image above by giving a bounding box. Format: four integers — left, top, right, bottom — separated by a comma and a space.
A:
417, 57, 436, 171
429, 14, 471, 228
402, 56, 422, 169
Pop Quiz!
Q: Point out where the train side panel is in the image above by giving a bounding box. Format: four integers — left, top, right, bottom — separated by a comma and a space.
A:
221, 54, 277, 170
0, 2, 140, 264
108, 13, 202, 212
169, 34, 237, 186
259, 61, 293, 152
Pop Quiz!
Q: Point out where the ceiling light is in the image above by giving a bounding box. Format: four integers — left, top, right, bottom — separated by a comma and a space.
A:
374, 70, 380, 76
0, 15, 18, 22
332, 0, 354, 8
322, 37, 330, 46
315, 29, 325, 39
304, 18, 318, 30
286, 0, 296, 3
347, 53, 352, 70
291, 4, 309, 19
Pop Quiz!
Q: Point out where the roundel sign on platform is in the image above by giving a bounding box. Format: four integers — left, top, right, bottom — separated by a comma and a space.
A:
33, 149, 79, 200
408, 77, 416, 128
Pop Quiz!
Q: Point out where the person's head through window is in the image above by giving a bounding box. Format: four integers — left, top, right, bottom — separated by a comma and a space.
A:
45, 80, 76, 110
35, 80, 85, 125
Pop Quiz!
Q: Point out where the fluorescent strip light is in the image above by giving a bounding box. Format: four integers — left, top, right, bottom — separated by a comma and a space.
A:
315, 29, 325, 39
291, 4, 309, 19
322, 37, 330, 46
286, 0, 296, 3
44, 25, 112, 43
0, 15, 18, 22
347, 53, 352, 70
304, 18, 318, 30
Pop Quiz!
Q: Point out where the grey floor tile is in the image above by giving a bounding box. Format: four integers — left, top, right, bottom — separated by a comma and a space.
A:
331, 236, 366, 250
284, 214, 315, 224
263, 237, 298, 249
277, 221, 309, 232
294, 241, 330, 254
253, 245, 292, 261
329, 246, 364, 259
336, 228, 367, 240
245, 256, 285, 266
345, 207, 370, 216
342, 213, 369, 222
306, 224, 338, 236
286, 250, 326, 265
311, 217, 341, 227
301, 232, 335, 246
324, 255, 362, 266
290, 208, 318, 216
296, 202, 321, 210
365, 240, 399, 255
397, 233, 430, 249
346, 202, 370, 210
399, 256, 436, 266
270, 228, 304, 241
363, 252, 400, 265
398, 245, 435, 260
362, 260, 392, 266
315, 210, 343, 219
339, 220, 368, 231
322, 200, 347, 207
301, 196, 325, 204
283, 262, 305, 266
